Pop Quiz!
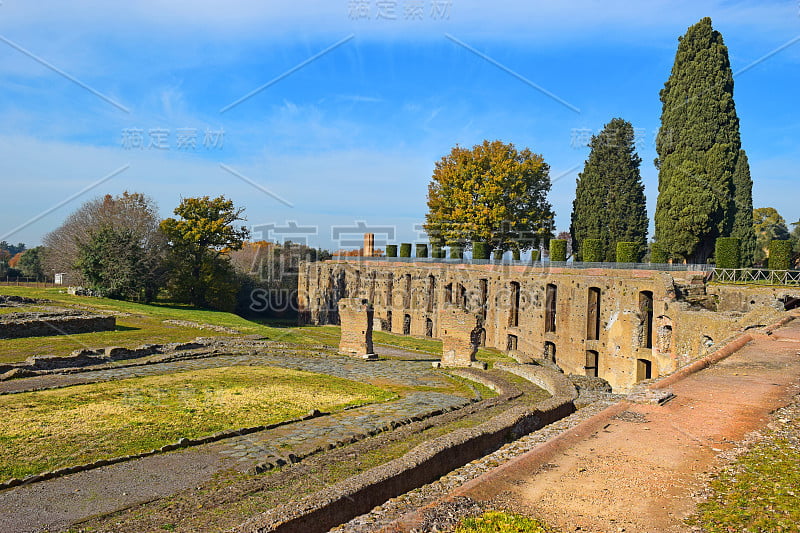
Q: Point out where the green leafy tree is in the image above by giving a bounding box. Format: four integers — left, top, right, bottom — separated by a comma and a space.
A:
160, 196, 249, 309
76, 226, 162, 301
571, 118, 648, 261
730, 150, 756, 266
17, 247, 46, 280
424, 140, 554, 253
0, 242, 26, 256
654, 17, 745, 263
753, 207, 790, 265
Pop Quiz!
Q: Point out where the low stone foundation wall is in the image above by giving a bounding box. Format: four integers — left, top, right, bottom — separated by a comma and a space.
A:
0, 314, 115, 339
238, 365, 577, 533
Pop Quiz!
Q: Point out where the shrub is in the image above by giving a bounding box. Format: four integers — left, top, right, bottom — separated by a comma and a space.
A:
715, 237, 740, 269
415, 244, 428, 258
769, 240, 792, 270
582, 239, 603, 262
431, 244, 445, 259
512, 248, 521, 261
530, 250, 540, 262
650, 242, 669, 263
385, 244, 398, 257
399, 243, 412, 258
549, 239, 567, 262
616, 241, 641, 263
449, 244, 463, 259
472, 242, 490, 260
492, 249, 504, 261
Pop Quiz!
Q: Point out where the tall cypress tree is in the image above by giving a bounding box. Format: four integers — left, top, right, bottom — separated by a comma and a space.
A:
730, 149, 756, 266
655, 17, 743, 263
571, 118, 648, 261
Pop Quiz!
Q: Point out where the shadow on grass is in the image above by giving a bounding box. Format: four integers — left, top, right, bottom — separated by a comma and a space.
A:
115, 325, 140, 332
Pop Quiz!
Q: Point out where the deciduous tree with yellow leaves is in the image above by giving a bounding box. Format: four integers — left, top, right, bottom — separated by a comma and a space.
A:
424, 140, 555, 255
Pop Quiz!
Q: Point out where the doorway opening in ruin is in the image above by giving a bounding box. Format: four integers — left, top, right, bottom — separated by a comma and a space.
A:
636, 358, 652, 381
545, 283, 557, 333
507, 334, 518, 351
445, 283, 453, 304
427, 275, 436, 313
639, 291, 654, 348
402, 314, 411, 335
457, 283, 467, 308
510, 281, 521, 327
425, 318, 433, 337
386, 310, 392, 331
386, 273, 393, 307
544, 341, 556, 364
585, 350, 599, 377
479, 279, 488, 318
586, 287, 601, 340
403, 274, 412, 308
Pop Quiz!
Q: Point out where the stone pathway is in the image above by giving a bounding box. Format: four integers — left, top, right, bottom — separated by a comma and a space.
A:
0, 350, 471, 533
0, 351, 450, 394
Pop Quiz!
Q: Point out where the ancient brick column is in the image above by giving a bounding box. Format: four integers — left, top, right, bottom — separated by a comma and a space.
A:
363, 233, 375, 257
437, 305, 487, 369
338, 298, 376, 359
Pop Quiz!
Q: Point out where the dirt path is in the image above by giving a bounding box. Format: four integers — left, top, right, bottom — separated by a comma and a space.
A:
443, 316, 800, 532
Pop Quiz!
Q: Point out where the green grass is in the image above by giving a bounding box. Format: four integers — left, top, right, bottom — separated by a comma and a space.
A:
0, 365, 394, 480
689, 437, 800, 532
456, 511, 553, 532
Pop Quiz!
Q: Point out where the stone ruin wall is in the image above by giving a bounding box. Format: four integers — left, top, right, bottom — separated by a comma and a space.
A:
298, 260, 793, 392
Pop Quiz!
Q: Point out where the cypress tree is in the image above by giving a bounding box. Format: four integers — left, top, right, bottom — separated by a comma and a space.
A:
571, 118, 648, 261
730, 149, 756, 266
654, 17, 743, 263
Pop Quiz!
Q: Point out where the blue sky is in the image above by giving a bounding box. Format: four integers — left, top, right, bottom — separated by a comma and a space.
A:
0, 0, 798, 251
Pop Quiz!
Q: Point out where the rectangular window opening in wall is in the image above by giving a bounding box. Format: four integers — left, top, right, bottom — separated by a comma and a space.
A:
639, 291, 654, 349
457, 283, 466, 308
403, 274, 411, 309
402, 313, 411, 335
545, 283, 557, 333
636, 358, 653, 381
510, 281, 520, 327
386, 273, 394, 307
587, 287, 601, 340
386, 310, 392, 332
479, 279, 488, 318
507, 334, 518, 352
445, 283, 453, 304
427, 275, 436, 313
425, 318, 433, 337
544, 341, 556, 364
585, 350, 599, 377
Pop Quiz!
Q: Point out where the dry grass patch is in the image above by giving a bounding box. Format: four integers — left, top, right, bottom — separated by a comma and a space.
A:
0, 365, 394, 480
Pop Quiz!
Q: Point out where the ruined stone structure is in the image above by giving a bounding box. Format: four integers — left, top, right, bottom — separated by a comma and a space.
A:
337, 298, 376, 359
438, 305, 486, 368
300, 260, 795, 392
0, 312, 116, 339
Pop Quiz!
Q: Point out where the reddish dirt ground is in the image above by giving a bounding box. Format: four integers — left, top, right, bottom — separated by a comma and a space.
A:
442, 314, 800, 532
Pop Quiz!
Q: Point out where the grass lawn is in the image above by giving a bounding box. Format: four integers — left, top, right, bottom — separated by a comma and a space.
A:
0, 365, 394, 480
689, 436, 800, 532
456, 511, 553, 532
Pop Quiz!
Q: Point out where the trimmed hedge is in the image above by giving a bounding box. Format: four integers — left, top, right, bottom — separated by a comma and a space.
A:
530, 250, 540, 262
415, 244, 428, 258
492, 249, 504, 261
512, 249, 521, 261
582, 239, 603, 262
768, 240, 792, 271
616, 242, 641, 263
449, 245, 463, 259
472, 242, 490, 260
385, 244, 397, 258
399, 243, 412, 258
715, 237, 740, 269
431, 244, 445, 259
549, 239, 567, 262
650, 242, 668, 263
